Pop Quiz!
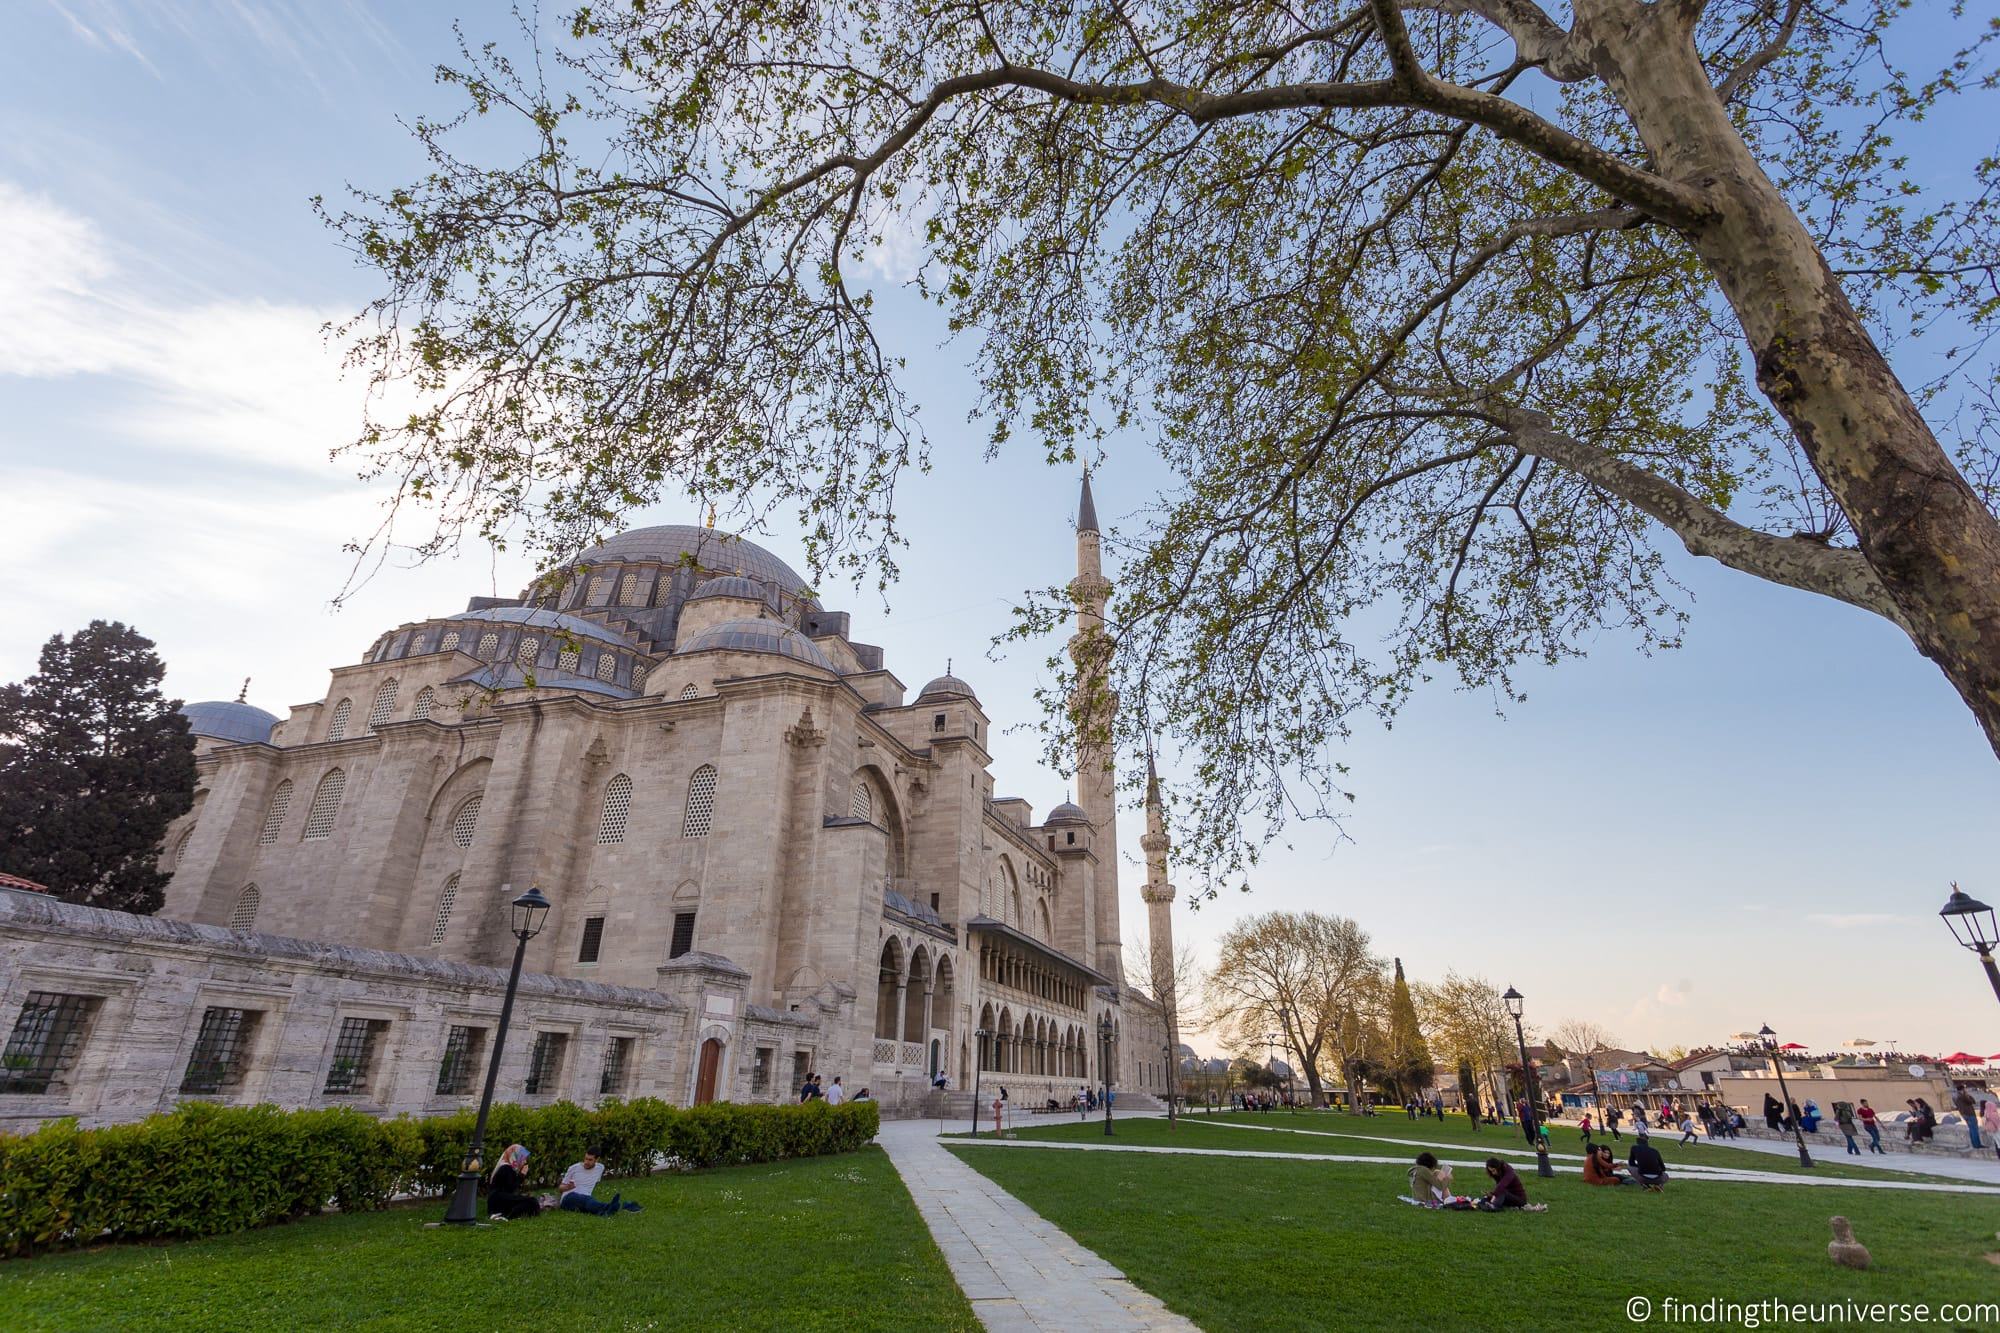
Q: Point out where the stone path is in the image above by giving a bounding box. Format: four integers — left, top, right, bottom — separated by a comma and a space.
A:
876, 1118, 1197, 1333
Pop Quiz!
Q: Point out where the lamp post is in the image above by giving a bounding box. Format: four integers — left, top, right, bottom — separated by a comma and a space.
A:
1502, 986, 1554, 1178
443, 885, 551, 1224
1758, 1024, 1814, 1168
970, 1027, 990, 1135
1939, 884, 2000, 1006
1098, 1013, 1115, 1137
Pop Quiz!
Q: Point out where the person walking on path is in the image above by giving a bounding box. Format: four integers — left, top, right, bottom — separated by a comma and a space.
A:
1678, 1112, 1700, 1146
1857, 1099, 1885, 1153
1606, 1105, 1623, 1140
1982, 1098, 2000, 1159
1955, 1087, 1982, 1149
1834, 1103, 1862, 1156
825, 1075, 847, 1106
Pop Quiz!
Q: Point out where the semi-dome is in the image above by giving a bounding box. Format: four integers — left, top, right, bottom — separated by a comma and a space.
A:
688, 575, 769, 603
180, 700, 279, 745
678, 618, 835, 671
442, 607, 633, 647
1045, 801, 1089, 825
917, 673, 977, 702
572, 525, 816, 601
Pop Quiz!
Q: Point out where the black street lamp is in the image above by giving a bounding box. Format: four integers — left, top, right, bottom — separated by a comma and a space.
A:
1939, 884, 2000, 1006
444, 885, 551, 1224
970, 1027, 990, 1135
1758, 1024, 1814, 1168
1098, 1013, 1115, 1137
1502, 986, 1554, 1179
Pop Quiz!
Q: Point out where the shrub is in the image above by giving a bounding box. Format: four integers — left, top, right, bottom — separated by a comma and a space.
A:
0, 1098, 879, 1256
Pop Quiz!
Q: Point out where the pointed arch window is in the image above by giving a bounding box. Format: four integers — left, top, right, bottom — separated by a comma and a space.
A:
682, 765, 718, 838
431, 872, 459, 944
172, 826, 195, 867
597, 774, 634, 844
440, 630, 461, 652
587, 576, 611, 604
630, 661, 649, 690
229, 885, 261, 931
516, 637, 540, 668
595, 653, 618, 683
618, 573, 645, 606
367, 679, 399, 730
327, 698, 352, 741
476, 632, 499, 660
850, 778, 874, 823
557, 648, 581, 673
449, 794, 483, 848
679, 684, 700, 699
256, 780, 294, 846
412, 686, 436, 721
301, 768, 346, 840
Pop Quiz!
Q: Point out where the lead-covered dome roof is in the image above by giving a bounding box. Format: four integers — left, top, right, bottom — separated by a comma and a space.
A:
1045, 801, 1089, 825
678, 618, 835, 670
573, 526, 816, 601
180, 700, 279, 744
918, 673, 977, 701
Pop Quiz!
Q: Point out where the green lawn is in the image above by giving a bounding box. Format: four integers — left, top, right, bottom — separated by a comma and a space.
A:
0, 1148, 977, 1333
949, 1133, 2000, 1332
987, 1109, 1962, 1183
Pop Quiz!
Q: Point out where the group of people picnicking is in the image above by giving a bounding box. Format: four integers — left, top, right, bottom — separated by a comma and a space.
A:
483, 1143, 647, 1222
1401, 1118, 1677, 1212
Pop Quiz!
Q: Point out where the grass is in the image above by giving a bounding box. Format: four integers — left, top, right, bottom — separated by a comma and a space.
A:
948, 1127, 2000, 1332
967, 1109, 1968, 1183
0, 1148, 978, 1333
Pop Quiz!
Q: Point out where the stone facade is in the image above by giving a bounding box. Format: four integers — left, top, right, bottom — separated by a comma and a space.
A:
5, 492, 1171, 1128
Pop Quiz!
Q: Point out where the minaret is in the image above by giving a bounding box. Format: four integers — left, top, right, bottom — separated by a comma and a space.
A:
1069, 471, 1122, 980
1140, 756, 1178, 1046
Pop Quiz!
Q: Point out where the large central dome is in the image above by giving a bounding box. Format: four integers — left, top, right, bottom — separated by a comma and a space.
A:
572, 525, 815, 599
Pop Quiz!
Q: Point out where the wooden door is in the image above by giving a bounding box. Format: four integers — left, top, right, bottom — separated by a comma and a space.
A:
694, 1037, 722, 1105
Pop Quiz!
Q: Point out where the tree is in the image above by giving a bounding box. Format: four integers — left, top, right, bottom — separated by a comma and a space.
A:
1457, 1059, 1481, 1122
1385, 957, 1435, 1100
1202, 910, 1381, 1106
1416, 971, 1517, 1124
0, 623, 196, 913
1127, 921, 1205, 1124
333, 2, 2000, 884
1548, 1019, 1620, 1065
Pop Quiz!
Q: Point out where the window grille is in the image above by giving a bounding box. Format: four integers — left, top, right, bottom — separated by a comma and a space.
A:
327, 698, 352, 741
850, 780, 873, 822
669, 911, 696, 959
595, 652, 617, 682
0, 992, 98, 1094
301, 768, 346, 840
229, 884, 261, 930
181, 1007, 258, 1094
578, 916, 606, 964
600, 1036, 633, 1095
618, 573, 644, 606
596, 774, 633, 844
449, 794, 482, 848
588, 576, 611, 604
323, 1017, 389, 1095
679, 684, 700, 699
630, 662, 649, 690
557, 648, 581, 673
476, 632, 499, 659
525, 1031, 568, 1095
791, 1050, 810, 1093
682, 765, 717, 838
516, 637, 539, 668
431, 873, 459, 944
440, 630, 461, 652
412, 686, 436, 721
256, 781, 293, 845
435, 1024, 484, 1096
654, 579, 676, 606
173, 826, 195, 865
367, 679, 399, 730
751, 1047, 773, 1093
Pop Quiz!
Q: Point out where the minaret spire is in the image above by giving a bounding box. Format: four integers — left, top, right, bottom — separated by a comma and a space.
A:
1068, 469, 1121, 981
236, 677, 251, 704
1140, 751, 1180, 1100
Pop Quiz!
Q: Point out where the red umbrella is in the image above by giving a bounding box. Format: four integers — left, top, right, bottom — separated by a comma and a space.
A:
1778, 1042, 1809, 1051
1942, 1052, 1984, 1065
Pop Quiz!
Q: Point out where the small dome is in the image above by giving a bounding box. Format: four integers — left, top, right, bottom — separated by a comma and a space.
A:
179, 700, 279, 745
678, 618, 835, 671
918, 673, 977, 702
689, 575, 768, 603
1045, 801, 1089, 825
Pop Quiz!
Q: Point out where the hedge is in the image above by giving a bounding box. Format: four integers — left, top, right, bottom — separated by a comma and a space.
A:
0, 1097, 879, 1256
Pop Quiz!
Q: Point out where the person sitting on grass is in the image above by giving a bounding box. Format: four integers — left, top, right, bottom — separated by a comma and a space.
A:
1407, 1151, 1455, 1205
487, 1144, 540, 1220
1477, 1158, 1528, 1211
1583, 1144, 1626, 1186
1627, 1137, 1669, 1191
559, 1145, 640, 1216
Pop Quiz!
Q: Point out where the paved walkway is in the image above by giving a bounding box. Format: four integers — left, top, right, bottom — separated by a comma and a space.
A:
876, 1118, 1197, 1333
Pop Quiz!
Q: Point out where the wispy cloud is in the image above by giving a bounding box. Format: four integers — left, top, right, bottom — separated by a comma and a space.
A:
1806, 912, 1913, 929
40, 0, 410, 98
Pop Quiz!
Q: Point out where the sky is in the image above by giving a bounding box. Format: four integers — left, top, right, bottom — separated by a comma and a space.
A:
2, 2, 1997, 1061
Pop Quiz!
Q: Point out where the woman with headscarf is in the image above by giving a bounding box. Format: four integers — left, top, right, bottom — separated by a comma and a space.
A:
1799, 1100, 1822, 1133
1763, 1093, 1785, 1132
487, 1144, 540, 1220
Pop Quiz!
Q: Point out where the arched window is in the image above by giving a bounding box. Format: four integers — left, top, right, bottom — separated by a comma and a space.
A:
587, 576, 611, 604
256, 780, 293, 845
597, 774, 633, 844
476, 632, 499, 659
229, 884, 260, 930
682, 765, 718, 838
630, 661, 649, 690
1035, 897, 1053, 942
516, 636, 540, 668
679, 684, 700, 699
440, 630, 461, 652
595, 653, 617, 682
431, 872, 459, 944
618, 573, 645, 606
367, 678, 399, 730
850, 778, 873, 822
412, 686, 436, 721
449, 794, 483, 848
557, 648, 581, 673
327, 698, 352, 741
172, 826, 195, 867
1009, 888, 1022, 928
301, 768, 346, 840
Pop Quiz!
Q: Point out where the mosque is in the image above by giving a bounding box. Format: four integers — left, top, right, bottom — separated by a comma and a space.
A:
38, 476, 1178, 1120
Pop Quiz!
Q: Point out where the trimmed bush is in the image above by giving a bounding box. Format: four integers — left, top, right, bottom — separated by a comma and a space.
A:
0, 1098, 879, 1256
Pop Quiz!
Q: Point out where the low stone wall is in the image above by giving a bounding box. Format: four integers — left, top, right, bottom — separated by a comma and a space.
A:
0, 891, 690, 1132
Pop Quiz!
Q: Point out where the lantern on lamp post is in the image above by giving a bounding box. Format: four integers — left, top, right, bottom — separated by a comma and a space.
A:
1758, 1024, 1815, 1168
1938, 884, 2000, 1007
1502, 986, 1554, 1179
443, 885, 551, 1224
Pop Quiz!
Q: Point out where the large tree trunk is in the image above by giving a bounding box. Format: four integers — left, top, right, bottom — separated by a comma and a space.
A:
1595, 5, 2000, 755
